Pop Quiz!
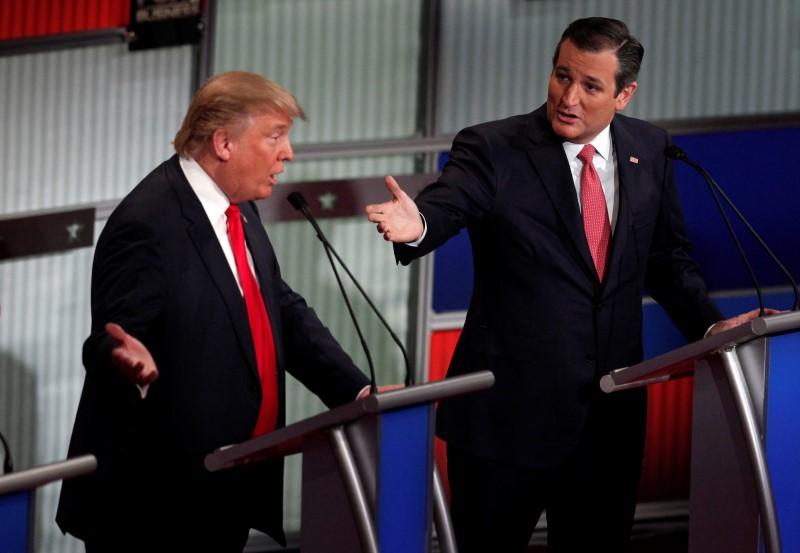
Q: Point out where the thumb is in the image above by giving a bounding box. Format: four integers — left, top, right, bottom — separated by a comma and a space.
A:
385, 175, 407, 200
105, 322, 128, 344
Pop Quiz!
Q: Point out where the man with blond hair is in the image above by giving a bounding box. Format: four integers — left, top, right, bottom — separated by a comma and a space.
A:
57, 71, 370, 551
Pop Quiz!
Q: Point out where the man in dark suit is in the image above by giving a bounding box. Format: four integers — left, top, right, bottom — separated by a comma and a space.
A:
366, 17, 764, 552
57, 71, 370, 552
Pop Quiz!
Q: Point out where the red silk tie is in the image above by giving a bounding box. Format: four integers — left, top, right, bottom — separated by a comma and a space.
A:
577, 144, 612, 282
225, 204, 278, 436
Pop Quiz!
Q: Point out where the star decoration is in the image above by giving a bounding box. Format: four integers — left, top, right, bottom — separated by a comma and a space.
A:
318, 192, 338, 211
66, 222, 83, 243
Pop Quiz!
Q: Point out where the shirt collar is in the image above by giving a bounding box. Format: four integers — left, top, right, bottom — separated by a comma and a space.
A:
179, 155, 231, 222
562, 124, 613, 161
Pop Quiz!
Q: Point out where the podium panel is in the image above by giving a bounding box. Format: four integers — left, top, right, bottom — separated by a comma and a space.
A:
208, 372, 494, 553
0, 490, 33, 553
765, 333, 800, 552
0, 455, 95, 553
602, 312, 800, 553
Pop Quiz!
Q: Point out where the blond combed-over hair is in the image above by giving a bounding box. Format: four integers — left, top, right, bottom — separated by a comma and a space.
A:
173, 71, 306, 157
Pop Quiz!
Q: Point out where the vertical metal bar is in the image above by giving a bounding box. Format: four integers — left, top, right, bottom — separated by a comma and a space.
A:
328, 426, 380, 553
432, 465, 458, 553
192, 0, 217, 91
719, 348, 781, 553
408, 0, 444, 386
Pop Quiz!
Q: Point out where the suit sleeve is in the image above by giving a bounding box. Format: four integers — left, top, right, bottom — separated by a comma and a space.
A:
644, 133, 723, 341
395, 126, 498, 265
82, 213, 167, 379
277, 277, 370, 408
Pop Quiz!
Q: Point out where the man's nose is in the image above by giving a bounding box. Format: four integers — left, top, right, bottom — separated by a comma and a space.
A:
282, 140, 294, 162
562, 83, 580, 105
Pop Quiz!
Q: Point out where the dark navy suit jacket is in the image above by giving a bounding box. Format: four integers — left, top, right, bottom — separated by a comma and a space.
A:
57, 155, 369, 543
396, 105, 722, 469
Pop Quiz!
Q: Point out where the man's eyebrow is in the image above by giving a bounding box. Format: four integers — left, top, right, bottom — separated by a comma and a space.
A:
583, 75, 605, 87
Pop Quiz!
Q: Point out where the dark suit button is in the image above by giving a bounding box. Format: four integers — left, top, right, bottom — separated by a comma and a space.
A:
585, 354, 596, 362
596, 302, 605, 312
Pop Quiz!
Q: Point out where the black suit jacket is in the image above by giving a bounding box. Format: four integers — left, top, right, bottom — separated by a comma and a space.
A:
56, 155, 369, 542
397, 106, 722, 469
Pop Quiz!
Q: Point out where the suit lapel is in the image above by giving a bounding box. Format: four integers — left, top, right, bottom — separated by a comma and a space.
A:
605, 119, 637, 285
169, 159, 261, 381
525, 110, 597, 281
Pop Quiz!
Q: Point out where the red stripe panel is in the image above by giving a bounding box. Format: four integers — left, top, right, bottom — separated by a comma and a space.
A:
428, 328, 694, 502
639, 370, 694, 501
429, 329, 463, 499
0, 0, 129, 41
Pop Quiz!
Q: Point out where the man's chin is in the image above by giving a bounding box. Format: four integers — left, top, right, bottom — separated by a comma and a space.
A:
550, 120, 582, 141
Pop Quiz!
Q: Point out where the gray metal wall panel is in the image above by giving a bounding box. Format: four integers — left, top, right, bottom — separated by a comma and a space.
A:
270, 218, 409, 531
213, 0, 423, 145
436, 0, 800, 133
0, 241, 95, 553
0, 44, 192, 216
212, 3, 421, 534
1, 42, 192, 553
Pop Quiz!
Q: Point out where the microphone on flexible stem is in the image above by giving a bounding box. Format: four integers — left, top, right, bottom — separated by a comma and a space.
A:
0, 431, 14, 474
287, 191, 414, 389
665, 144, 799, 312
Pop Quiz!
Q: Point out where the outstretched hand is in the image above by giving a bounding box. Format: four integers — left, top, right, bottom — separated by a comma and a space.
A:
105, 322, 159, 386
708, 307, 783, 336
365, 176, 424, 243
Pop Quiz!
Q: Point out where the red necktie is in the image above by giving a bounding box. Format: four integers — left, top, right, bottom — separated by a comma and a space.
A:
225, 204, 278, 436
577, 144, 612, 282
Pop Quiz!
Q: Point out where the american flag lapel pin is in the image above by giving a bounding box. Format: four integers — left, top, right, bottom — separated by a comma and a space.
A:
629, 155, 639, 164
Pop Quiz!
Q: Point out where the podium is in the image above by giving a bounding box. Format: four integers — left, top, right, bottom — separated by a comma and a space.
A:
600, 311, 800, 553
205, 371, 494, 553
0, 455, 96, 553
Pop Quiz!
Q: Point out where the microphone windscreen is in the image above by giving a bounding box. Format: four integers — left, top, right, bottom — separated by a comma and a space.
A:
664, 144, 687, 161
287, 192, 308, 211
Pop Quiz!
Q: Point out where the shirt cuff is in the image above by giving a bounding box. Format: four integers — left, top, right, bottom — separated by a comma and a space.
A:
405, 212, 427, 247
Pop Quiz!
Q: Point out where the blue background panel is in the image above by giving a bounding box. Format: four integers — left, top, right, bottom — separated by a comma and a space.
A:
431, 127, 800, 315
0, 490, 33, 553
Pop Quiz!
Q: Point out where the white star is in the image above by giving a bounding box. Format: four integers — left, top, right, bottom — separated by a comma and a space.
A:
318, 192, 337, 211
66, 222, 83, 242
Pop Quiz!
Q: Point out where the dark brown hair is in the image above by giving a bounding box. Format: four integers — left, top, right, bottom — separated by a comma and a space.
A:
553, 17, 644, 95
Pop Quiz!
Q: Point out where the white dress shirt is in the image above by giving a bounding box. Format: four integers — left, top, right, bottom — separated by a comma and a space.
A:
179, 155, 256, 295
562, 124, 619, 233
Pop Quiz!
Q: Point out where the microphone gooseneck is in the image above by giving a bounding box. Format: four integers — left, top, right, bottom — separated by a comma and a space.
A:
287, 191, 414, 387
288, 192, 415, 390
287, 192, 378, 394
665, 144, 799, 312
0, 431, 14, 474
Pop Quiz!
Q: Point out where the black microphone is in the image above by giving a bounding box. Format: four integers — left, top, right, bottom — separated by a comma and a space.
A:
0, 431, 14, 474
288, 191, 414, 389
665, 144, 799, 312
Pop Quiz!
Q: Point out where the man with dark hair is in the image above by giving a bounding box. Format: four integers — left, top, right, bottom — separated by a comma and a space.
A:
367, 17, 763, 552
57, 71, 371, 552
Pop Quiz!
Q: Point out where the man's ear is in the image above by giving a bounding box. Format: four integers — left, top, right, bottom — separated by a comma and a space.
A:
614, 81, 638, 112
210, 128, 233, 161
